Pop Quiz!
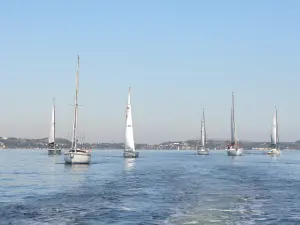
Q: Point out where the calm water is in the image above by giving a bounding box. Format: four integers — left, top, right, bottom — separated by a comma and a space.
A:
1, 149, 300, 225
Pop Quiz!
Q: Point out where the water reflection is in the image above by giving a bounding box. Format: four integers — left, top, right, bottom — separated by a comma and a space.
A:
64, 164, 90, 172
49, 156, 56, 180
269, 154, 279, 161
124, 158, 135, 171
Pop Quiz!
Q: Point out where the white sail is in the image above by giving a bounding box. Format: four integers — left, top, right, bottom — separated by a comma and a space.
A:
48, 99, 55, 145
197, 108, 209, 155
231, 92, 237, 146
200, 109, 206, 148
230, 108, 235, 145
267, 106, 281, 155
271, 106, 278, 146
125, 87, 135, 152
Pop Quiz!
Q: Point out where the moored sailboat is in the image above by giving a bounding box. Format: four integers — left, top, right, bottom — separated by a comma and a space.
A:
268, 106, 281, 155
227, 92, 242, 156
48, 98, 61, 155
123, 87, 139, 158
64, 55, 91, 164
197, 109, 209, 155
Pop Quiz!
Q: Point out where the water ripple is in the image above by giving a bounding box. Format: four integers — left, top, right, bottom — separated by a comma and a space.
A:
0, 150, 300, 224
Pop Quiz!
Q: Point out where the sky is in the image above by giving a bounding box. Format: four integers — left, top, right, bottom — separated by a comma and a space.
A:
0, 0, 300, 144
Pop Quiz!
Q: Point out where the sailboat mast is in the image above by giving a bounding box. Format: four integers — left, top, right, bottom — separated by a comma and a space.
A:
72, 55, 79, 150
232, 92, 237, 147
275, 106, 279, 147
48, 98, 56, 147
53, 98, 56, 145
202, 108, 206, 148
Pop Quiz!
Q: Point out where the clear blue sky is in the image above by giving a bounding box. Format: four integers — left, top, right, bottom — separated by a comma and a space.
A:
0, 0, 299, 144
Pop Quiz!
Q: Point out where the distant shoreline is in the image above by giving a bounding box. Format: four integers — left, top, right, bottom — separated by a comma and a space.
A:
0, 137, 299, 150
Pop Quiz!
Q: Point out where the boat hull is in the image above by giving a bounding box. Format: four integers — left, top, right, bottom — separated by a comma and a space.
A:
64, 151, 91, 164
227, 148, 243, 156
268, 149, 281, 155
123, 151, 139, 158
48, 148, 61, 155
197, 149, 209, 155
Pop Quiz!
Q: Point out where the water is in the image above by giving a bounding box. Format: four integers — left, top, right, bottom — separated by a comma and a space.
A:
0, 149, 300, 225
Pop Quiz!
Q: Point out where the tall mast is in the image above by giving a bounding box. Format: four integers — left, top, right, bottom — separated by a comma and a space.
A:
202, 108, 206, 148
48, 98, 56, 146
232, 92, 237, 147
53, 98, 56, 144
275, 106, 279, 147
72, 55, 79, 150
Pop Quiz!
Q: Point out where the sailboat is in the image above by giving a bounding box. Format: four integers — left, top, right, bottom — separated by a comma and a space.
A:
197, 109, 209, 155
64, 55, 91, 164
123, 87, 139, 158
268, 106, 281, 155
227, 92, 243, 156
48, 98, 61, 155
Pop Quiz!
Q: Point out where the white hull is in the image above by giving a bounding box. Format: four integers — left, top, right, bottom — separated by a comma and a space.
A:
227, 148, 243, 156
197, 149, 209, 155
268, 149, 281, 155
48, 148, 61, 155
64, 150, 91, 164
123, 151, 139, 158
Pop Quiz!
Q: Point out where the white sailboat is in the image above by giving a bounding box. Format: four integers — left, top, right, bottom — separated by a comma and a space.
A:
197, 109, 209, 155
48, 99, 61, 155
64, 55, 91, 164
123, 87, 139, 158
268, 106, 281, 155
227, 92, 243, 156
